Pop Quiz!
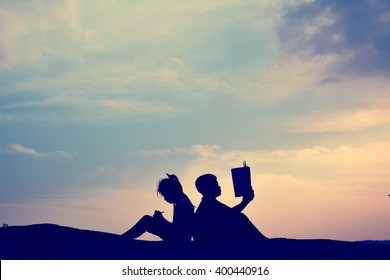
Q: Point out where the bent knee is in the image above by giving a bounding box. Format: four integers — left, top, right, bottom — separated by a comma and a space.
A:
140, 215, 153, 222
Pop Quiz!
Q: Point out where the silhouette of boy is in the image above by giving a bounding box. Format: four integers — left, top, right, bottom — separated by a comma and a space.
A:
193, 173, 267, 243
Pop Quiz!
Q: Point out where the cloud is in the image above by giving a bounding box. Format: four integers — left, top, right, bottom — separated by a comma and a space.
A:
234, 54, 338, 103
279, 74, 390, 133
141, 148, 188, 157
49, 150, 78, 159
190, 144, 222, 157
287, 108, 390, 133
0, 115, 14, 123
0, 7, 30, 68
202, 0, 390, 109
6, 143, 45, 157
0, 0, 94, 69
0, 1, 283, 123
141, 144, 222, 158
278, 0, 390, 76
1, 143, 76, 158
0, 92, 180, 124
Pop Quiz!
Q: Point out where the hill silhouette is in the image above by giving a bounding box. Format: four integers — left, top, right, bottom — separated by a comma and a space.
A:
1, 224, 389, 260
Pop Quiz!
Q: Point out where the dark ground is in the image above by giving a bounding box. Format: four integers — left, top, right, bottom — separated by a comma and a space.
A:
1, 224, 389, 260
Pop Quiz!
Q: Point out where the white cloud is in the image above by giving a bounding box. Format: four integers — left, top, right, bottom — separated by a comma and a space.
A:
49, 150, 78, 159
141, 148, 188, 157
1, 92, 180, 124
6, 143, 45, 157
0, 115, 14, 123
0, 1, 283, 123
281, 75, 390, 133
277, 0, 390, 86
190, 144, 222, 157
287, 108, 390, 133
2, 143, 77, 159
0, 8, 29, 68
141, 144, 221, 158
236, 54, 338, 103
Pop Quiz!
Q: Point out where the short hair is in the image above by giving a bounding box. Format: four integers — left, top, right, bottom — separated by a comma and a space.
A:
195, 173, 216, 195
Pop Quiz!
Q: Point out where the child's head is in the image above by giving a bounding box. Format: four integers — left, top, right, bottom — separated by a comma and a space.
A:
157, 174, 183, 204
195, 173, 221, 198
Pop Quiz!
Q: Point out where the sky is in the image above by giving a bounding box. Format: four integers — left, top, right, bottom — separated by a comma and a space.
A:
1, 0, 389, 241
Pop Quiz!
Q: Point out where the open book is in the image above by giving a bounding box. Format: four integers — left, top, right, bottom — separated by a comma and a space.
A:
231, 161, 252, 197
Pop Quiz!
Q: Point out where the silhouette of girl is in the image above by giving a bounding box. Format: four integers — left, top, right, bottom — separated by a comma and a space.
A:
122, 174, 194, 242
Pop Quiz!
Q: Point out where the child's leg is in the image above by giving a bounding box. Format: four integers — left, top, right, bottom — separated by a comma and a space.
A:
122, 215, 172, 240
239, 213, 268, 240
122, 215, 154, 239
